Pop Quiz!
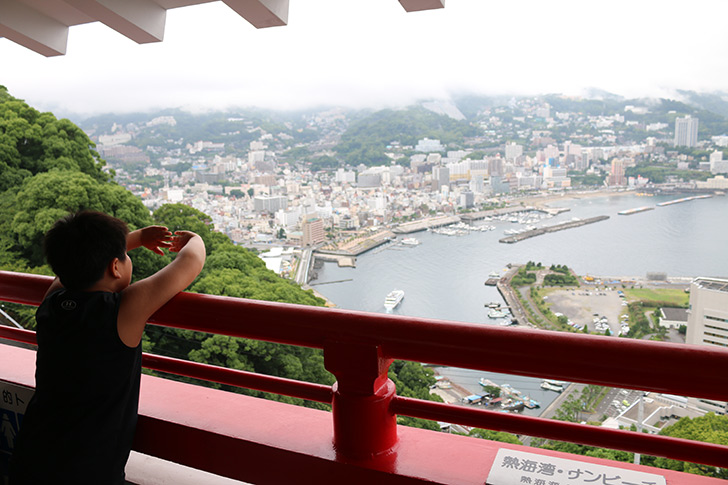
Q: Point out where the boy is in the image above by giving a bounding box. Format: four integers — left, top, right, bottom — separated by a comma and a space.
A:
9, 210, 206, 484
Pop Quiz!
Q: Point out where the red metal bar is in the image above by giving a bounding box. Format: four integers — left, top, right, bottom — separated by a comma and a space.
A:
142, 352, 333, 404
0, 325, 37, 345
0, 271, 52, 306
146, 287, 728, 402
392, 396, 728, 468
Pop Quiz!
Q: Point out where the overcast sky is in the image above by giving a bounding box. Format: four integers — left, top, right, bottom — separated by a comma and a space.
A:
2, 0, 728, 117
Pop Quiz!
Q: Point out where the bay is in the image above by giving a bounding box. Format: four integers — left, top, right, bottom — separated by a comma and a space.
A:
310, 193, 728, 416
312, 193, 728, 322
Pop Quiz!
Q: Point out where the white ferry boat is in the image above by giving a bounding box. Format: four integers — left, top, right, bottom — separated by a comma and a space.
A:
384, 289, 405, 312
488, 309, 507, 319
401, 237, 420, 246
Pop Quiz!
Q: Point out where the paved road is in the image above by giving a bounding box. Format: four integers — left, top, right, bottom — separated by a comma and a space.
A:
294, 247, 313, 285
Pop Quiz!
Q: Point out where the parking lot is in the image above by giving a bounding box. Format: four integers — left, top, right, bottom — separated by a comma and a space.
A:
546, 287, 627, 335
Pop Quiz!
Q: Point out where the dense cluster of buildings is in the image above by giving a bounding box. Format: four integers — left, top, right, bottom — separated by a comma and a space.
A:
95, 101, 728, 251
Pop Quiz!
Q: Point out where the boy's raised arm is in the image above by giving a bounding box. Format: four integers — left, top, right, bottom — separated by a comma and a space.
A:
127, 226, 173, 255
117, 231, 206, 347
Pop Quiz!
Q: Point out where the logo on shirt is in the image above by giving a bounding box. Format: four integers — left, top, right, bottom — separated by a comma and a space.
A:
60, 300, 77, 311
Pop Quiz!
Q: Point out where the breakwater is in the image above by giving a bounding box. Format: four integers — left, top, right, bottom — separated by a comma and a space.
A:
498, 215, 610, 244
618, 206, 654, 216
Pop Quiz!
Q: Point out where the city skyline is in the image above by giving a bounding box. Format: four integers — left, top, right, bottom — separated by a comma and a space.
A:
2, 0, 728, 117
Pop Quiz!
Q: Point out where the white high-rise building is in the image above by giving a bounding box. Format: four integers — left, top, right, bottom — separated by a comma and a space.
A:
674, 116, 699, 147
415, 138, 444, 153
686, 277, 728, 414
432, 166, 450, 190
505, 142, 523, 161
709, 150, 728, 174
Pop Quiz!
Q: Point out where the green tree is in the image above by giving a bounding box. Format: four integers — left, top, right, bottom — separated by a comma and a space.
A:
646, 413, 728, 478
10, 170, 152, 266
0, 86, 110, 191
467, 428, 522, 445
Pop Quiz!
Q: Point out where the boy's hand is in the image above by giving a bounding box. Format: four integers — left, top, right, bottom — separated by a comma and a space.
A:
139, 226, 173, 255
170, 231, 199, 253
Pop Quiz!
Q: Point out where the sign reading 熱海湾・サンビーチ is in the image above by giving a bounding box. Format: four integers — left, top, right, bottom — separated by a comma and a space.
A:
487, 448, 666, 485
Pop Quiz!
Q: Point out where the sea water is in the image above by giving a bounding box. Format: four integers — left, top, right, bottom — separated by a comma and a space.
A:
310, 193, 728, 415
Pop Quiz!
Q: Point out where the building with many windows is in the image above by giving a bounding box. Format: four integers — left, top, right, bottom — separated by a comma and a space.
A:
253, 194, 288, 213
687, 277, 728, 349
686, 277, 728, 414
301, 215, 325, 246
674, 116, 699, 147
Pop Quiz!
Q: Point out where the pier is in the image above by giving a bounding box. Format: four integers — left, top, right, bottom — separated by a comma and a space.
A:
498, 215, 609, 244
317, 229, 394, 256
656, 194, 712, 207
312, 254, 356, 267
496, 266, 530, 327
618, 206, 654, 216
392, 215, 460, 234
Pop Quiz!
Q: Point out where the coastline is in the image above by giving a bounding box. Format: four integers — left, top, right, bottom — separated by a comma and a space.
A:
515, 188, 633, 207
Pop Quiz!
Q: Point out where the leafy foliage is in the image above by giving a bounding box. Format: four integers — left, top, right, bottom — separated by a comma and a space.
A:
334, 107, 479, 166
0, 86, 110, 192
511, 266, 537, 286
538, 413, 728, 479
467, 428, 522, 445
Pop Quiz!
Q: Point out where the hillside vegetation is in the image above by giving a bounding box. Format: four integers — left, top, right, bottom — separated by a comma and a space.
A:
0, 86, 439, 418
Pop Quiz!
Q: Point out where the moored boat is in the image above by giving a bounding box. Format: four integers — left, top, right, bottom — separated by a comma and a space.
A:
541, 379, 565, 392
501, 399, 525, 411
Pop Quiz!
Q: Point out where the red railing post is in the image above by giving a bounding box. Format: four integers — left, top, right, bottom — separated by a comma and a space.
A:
324, 340, 398, 461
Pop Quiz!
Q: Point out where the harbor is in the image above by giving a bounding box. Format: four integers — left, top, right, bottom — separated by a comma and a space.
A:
430, 368, 566, 420
310, 192, 727, 325
498, 215, 610, 244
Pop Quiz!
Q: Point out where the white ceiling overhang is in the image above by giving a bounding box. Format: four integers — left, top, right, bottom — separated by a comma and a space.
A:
0, 0, 445, 57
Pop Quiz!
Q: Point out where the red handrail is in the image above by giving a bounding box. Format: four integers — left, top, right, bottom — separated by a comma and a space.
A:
1, 270, 727, 468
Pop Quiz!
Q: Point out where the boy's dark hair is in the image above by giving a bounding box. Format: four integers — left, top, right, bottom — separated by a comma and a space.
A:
43, 211, 129, 290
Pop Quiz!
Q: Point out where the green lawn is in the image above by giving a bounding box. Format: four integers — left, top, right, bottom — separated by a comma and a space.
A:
623, 288, 689, 307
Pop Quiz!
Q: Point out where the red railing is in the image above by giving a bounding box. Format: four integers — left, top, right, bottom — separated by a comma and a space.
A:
1, 270, 728, 468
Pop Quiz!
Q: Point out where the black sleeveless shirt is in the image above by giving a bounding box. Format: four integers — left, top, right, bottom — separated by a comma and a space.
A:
10, 289, 142, 485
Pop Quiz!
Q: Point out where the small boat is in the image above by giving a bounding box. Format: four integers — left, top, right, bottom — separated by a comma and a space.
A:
501, 399, 525, 412
523, 397, 541, 409
401, 237, 420, 246
384, 289, 405, 312
488, 309, 507, 319
488, 270, 500, 278
485, 302, 501, 308
541, 379, 565, 392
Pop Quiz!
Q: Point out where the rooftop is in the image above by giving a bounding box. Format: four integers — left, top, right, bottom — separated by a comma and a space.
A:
695, 277, 728, 293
